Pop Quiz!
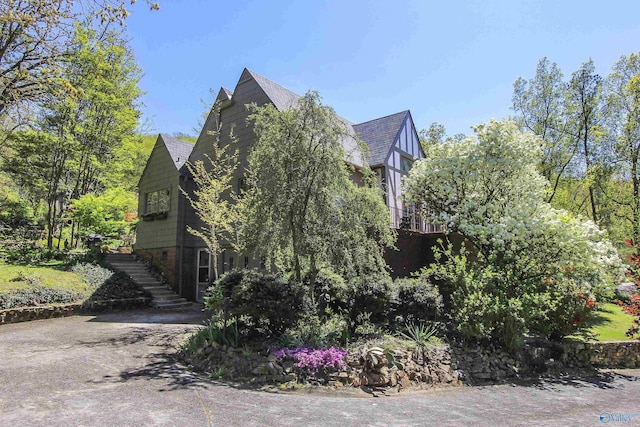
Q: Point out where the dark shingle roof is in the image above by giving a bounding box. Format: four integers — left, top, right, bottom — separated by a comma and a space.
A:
245, 68, 301, 111
215, 87, 233, 104
353, 111, 409, 166
160, 134, 194, 170
234, 69, 413, 168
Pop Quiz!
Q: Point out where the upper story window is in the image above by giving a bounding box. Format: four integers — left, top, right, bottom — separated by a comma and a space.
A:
400, 156, 414, 174
146, 189, 170, 215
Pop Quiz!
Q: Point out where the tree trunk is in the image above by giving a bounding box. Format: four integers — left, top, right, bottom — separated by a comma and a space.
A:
290, 213, 301, 282
582, 129, 598, 223
632, 151, 640, 254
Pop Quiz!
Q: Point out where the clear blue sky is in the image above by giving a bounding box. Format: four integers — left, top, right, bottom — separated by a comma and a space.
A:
125, 0, 640, 137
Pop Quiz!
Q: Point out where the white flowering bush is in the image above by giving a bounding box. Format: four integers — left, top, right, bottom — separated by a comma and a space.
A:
405, 119, 621, 348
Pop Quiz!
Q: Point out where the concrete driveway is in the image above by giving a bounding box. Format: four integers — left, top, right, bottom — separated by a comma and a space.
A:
1, 308, 639, 426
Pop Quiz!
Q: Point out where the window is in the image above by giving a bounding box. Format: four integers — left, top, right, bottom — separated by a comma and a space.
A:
229, 257, 234, 270
244, 256, 249, 268
145, 189, 170, 214
197, 250, 210, 283
238, 177, 248, 195
400, 157, 414, 174
196, 249, 211, 303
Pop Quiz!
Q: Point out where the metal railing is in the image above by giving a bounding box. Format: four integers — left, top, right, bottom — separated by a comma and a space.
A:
389, 206, 444, 234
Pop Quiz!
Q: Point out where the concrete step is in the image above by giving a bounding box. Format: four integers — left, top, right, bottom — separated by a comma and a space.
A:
132, 277, 162, 282
104, 254, 136, 260
137, 282, 164, 288
108, 265, 147, 271
144, 287, 173, 294
106, 255, 190, 310
152, 300, 192, 309
152, 294, 183, 301
140, 285, 169, 291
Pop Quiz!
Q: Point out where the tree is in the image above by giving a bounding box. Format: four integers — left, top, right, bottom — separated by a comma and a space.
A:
419, 122, 467, 151
242, 91, 394, 283
62, 24, 142, 199
404, 119, 620, 348
512, 58, 576, 203
567, 59, 605, 223
2, 23, 142, 247
0, 0, 156, 131
603, 53, 640, 247
71, 187, 136, 241
419, 122, 447, 148
103, 134, 157, 192
3, 130, 71, 247
182, 105, 240, 282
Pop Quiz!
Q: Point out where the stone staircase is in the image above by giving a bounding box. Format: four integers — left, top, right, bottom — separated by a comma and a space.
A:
104, 253, 192, 309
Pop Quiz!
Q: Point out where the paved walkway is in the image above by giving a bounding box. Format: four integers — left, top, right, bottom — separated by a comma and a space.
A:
1, 309, 639, 426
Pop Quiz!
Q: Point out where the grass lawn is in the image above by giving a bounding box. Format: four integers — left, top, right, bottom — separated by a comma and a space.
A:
570, 302, 637, 342
0, 261, 89, 294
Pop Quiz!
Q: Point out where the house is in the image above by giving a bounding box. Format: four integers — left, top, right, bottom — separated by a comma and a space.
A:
136, 68, 444, 302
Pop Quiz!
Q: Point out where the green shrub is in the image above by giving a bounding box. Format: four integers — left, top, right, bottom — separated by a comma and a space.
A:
398, 320, 440, 348
429, 247, 607, 350
303, 268, 349, 312
70, 262, 113, 289
392, 277, 442, 323
278, 313, 349, 348
181, 320, 225, 354
0, 285, 82, 309
204, 270, 243, 311
86, 271, 149, 301
348, 272, 394, 325
2, 244, 65, 264
207, 270, 310, 337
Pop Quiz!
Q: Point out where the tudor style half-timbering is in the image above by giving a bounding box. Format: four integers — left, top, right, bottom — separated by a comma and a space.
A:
354, 111, 443, 234
136, 69, 444, 301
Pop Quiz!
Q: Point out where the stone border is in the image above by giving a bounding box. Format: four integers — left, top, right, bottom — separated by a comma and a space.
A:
182, 338, 640, 391
564, 340, 640, 368
0, 297, 151, 325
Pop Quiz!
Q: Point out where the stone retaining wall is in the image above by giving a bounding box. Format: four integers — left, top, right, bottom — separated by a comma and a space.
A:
0, 297, 151, 325
564, 341, 640, 368
183, 338, 640, 390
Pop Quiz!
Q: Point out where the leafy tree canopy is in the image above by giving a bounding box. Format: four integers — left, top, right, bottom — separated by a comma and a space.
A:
241, 91, 395, 282
405, 119, 621, 348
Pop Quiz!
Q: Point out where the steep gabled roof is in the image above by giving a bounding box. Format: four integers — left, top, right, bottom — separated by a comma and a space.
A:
160, 134, 194, 170
215, 87, 233, 106
242, 69, 367, 167
353, 111, 409, 166
244, 68, 300, 111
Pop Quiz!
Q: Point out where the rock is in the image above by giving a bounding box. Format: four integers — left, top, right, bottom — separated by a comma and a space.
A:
453, 370, 466, 382
360, 368, 390, 386
396, 371, 412, 388
389, 371, 398, 387
251, 363, 277, 376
